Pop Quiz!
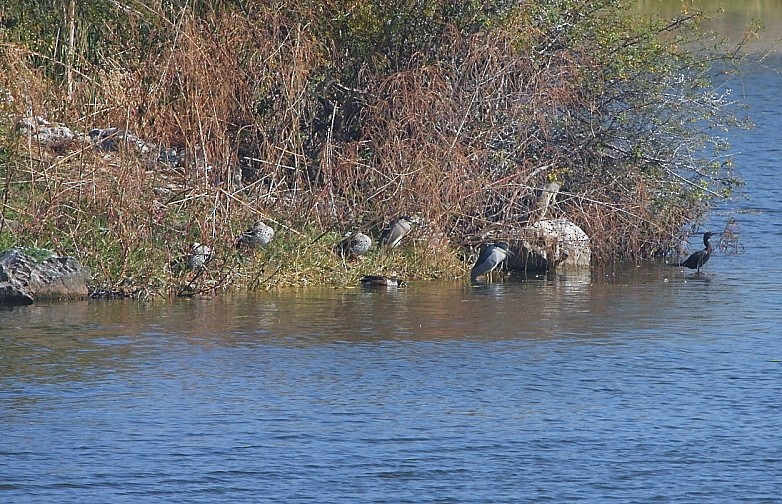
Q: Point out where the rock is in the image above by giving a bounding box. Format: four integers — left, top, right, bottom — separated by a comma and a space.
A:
88, 127, 182, 167
0, 248, 92, 305
18, 115, 76, 150
506, 218, 591, 272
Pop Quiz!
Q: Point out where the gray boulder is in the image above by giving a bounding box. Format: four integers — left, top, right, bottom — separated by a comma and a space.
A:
18, 116, 76, 150
506, 218, 591, 272
88, 127, 182, 167
0, 248, 92, 305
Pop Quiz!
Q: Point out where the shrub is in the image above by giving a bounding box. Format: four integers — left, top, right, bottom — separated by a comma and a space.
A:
0, 0, 752, 291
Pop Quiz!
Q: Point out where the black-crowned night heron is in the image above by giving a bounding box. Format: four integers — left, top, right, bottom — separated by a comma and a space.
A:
678, 232, 717, 272
380, 216, 415, 249
187, 242, 213, 271
335, 232, 372, 260
470, 242, 512, 281
360, 275, 405, 287
236, 220, 275, 249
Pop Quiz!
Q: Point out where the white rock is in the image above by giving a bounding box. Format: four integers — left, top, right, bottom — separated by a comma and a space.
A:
507, 218, 591, 272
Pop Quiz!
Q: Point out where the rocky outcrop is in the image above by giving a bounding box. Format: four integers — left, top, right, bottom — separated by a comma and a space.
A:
88, 127, 182, 167
0, 248, 92, 305
506, 218, 591, 272
17, 116, 76, 151
17, 116, 182, 168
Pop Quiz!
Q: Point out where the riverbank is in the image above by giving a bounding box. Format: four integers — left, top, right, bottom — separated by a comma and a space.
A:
0, 1, 752, 296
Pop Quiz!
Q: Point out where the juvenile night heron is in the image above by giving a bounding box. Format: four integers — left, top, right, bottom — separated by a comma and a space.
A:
335, 232, 372, 260
534, 181, 561, 221
470, 242, 513, 281
236, 220, 275, 249
678, 231, 718, 273
379, 216, 415, 249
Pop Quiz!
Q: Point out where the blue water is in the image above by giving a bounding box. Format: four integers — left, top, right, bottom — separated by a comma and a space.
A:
3, 36, 782, 504
4, 273, 782, 503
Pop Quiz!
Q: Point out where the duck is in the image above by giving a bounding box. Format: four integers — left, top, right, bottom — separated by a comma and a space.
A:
470, 242, 513, 281
360, 275, 406, 287
335, 232, 372, 260
236, 220, 275, 249
187, 242, 213, 271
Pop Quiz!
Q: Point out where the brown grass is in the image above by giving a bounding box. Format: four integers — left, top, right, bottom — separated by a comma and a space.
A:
0, 1, 733, 291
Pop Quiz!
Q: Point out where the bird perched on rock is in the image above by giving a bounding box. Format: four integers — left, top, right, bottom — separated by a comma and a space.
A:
379, 216, 415, 249
335, 232, 372, 260
360, 275, 406, 287
187, 242, 213, 271
678, 231, 718, 273
470, 242, 513, 282
534, 181, 561, 221
236, 220, 275, 249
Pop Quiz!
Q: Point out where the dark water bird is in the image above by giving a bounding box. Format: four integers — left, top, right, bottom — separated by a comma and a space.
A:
470, 242, 513, 281
678, 231, 717, 272
379, 216, 415, 249
235, 220, 275, 249
335, 232, 372, 260
360, 275, 405, 287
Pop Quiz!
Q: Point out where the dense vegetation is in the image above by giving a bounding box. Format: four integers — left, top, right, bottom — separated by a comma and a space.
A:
0, 0, 752, 295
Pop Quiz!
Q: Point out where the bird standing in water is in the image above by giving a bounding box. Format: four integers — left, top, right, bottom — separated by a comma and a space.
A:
379, 216, 415, 249
678, 231, 717, 272
470, 242, 513, 281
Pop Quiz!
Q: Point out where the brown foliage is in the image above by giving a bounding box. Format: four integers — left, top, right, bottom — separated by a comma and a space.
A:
1, 1, 735, 289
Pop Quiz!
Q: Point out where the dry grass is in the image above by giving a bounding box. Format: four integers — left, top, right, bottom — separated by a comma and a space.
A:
0, 1, 738, 293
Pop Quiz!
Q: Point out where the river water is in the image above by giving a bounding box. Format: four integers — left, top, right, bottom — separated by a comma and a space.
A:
3, 7, 782, 504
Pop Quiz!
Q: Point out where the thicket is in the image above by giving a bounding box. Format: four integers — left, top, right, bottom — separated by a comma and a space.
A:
0, 0, 751, 294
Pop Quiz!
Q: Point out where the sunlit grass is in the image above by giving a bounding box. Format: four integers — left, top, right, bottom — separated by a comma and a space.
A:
0, 0, 752, 295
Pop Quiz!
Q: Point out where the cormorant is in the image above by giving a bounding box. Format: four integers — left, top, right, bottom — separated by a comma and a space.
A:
678, 231, 717, 272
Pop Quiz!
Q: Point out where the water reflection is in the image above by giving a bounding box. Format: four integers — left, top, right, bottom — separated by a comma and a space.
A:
3, 257, 781, 503
0, 260, 749, 356
638, 0, 782, 52
3, 260, 781, 502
